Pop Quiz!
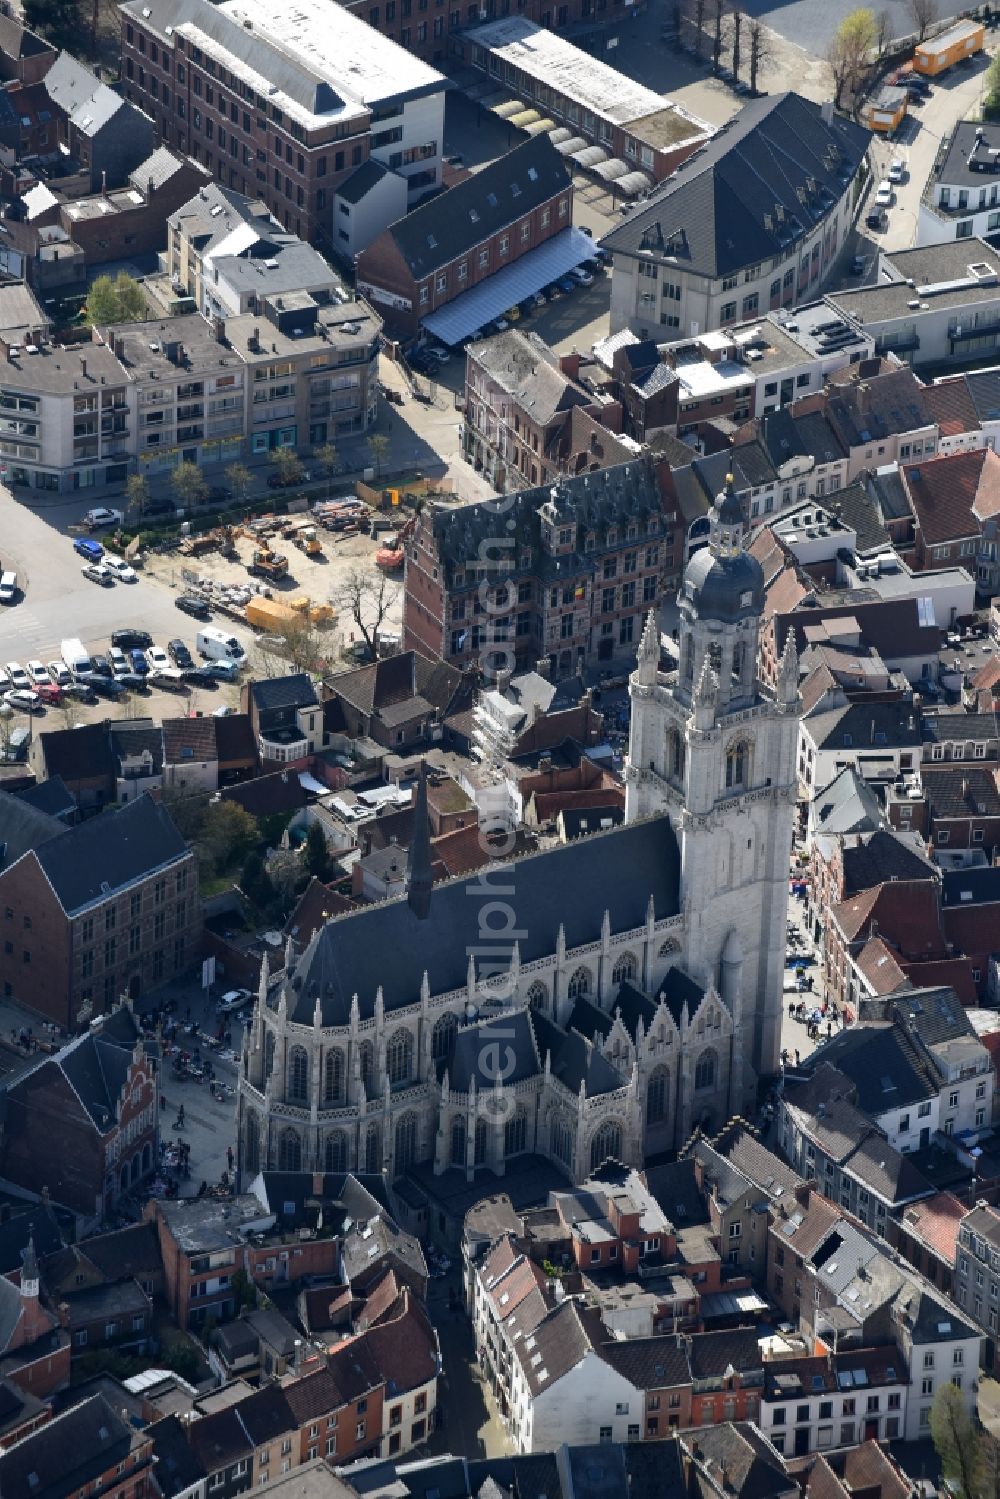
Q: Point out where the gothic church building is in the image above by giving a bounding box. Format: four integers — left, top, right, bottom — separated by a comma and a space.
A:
236, 479, 800, 1189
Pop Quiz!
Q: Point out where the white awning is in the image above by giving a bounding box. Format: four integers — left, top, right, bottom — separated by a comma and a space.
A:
422, 227, 596, 347
572, 145, 608, 167
298, 771, 327, 793
548, 127, 573, 145
524, 117, 556, 136
555, 135, 587, 155
617, 170, 656, 196
593, 158, 630, 181
492, 99, 525, 119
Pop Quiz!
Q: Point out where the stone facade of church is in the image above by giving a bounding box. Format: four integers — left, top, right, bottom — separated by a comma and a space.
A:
236, 477, 800, 1190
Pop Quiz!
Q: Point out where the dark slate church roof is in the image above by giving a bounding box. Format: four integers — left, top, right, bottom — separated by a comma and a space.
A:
276, 815, 681, 1024
530, 1009, 622, 1095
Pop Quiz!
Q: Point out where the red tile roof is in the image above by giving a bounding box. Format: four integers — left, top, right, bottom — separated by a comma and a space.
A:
898, 1192, 966, 1266
920, 377, 981, 437
831, 879, 946, 957
898, 956, 979, 1005
854, 937, 907, 995
942, 900, 1000, 958
903, 448, 1000, 546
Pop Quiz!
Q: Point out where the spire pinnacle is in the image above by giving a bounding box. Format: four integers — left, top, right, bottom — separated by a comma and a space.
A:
407, 760, 433, 921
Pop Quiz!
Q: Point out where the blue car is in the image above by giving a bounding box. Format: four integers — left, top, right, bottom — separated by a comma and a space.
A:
74, 537, 104, 561
556, 276, 577, 294
129, 648, 149, 676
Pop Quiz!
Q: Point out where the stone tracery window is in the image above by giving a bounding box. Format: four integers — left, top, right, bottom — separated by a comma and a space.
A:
725, 738, 750, 790
567, 966, 591, 1000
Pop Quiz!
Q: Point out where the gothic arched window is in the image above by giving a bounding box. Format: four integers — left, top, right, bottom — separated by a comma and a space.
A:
590, 1119, 622, 1171
287, 1045, 309, 1105
526, 982, 547, 1011
647, 1067, 669, 1125
244, 1113, 260, 1176
695, 1049, 717, 1091
358, 1040, 374, 1094
567, 966, 591, 1000
394, 1113, 418, 1175
474, 1117, 488, 1166
725, 739, 750, 790
432, 1011, 458, 1062
450, 1116, 466, 1167
667, 729, 685, 781
613, 953, 637, 986
551, 1113, 573, 1168
324, 1048, 345, 1105
325, 1131, 347, 1173
364, 1122, 381, 1174
504, 1109, 527, 1157
278, 1127, 301, 1171
386, 1027, 412, 1087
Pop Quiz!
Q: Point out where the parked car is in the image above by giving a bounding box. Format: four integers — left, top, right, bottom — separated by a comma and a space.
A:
129, 649, 149, 676
82, 563, 115, 586
570, 267, 594, 286
175, 594, 211, 620
168, 639, 194, 668
26, 660, 48, 687
0, 667, 9, 691
849, 254, 866, 275
887, 158, 905, 183
0, 571, 17, 605
108, 647, 130, 678
89, 653, 114, 679
146, 645, 170, 672
865, 208, 885, 230
64, 682, 98, 704
181, 666, 219, 686
556, 276, 577, 294
112, 628, 153, 649
4, 688, 38, 711
74, 537, 104, 562
203, 658, 241, 681
5, 663, 29, 689
36, 684, 63, 706
103, 556, 138, 583
85, 674, 126, 700
47, 661, 71, 687
874, 180, 893, 208
82, 507, 123, 529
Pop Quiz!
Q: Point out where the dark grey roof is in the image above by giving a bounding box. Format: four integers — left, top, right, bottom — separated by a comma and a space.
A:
0, 789, 65, 872
446, 1011, 540, 1091
251, 673, 319, 713
337, 158, 390, 205
278, 814, 679, 1023
923, 711, 998, 744
889, 986, 976, 1047
841, 829, 936, 897
130, 145, 184, 193
44, 50, 126, 135
109, 718, 164, 773
683, 543, 765, 625
689, 1326, 763, 1378
831, 478, 892, 554
600, 92, 868, 279
965, 367, 1000, 424
385, 136, 570, 280
147, 1414, 207, 1498
845, 1132, 933, 1206
812, 766, 881, 836
13, 776, 75, 822
935, 118, 1000, 191
0, 1203, 62, 1276
811, 1024, 936, 1113
645, 1158, 711, 1229
0, 1392, 134, 1497
34, 793, 188, 916
256, 1171, 389, 1229
57, 1018, 140, 1131
805, 699, 924, 753
530, 1009, 623, 1096
942, 866, 1000, 906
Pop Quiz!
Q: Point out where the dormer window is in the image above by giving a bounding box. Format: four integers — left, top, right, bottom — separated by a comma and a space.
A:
607, 528, 617, 546
585, 532, 596, 551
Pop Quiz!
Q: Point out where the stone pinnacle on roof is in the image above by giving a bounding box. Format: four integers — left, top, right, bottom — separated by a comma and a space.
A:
20, 1234, 38, 1290
406, 760, 433, 921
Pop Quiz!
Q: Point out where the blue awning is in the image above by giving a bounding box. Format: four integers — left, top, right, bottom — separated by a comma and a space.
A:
421, 227, 596, 347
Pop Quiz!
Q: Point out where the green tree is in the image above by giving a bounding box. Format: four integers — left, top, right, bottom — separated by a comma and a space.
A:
986, 51, 1000, 113
826, 8, 877, 108
304, 821, 331, 881
366, 432, 390, 480
87, 271, 146, 326
240, 850, 274, 908
199, 800, 259, 874
161, 1339, 201, 1382
315, 442, 340, 499
225, 462, 252, 508
126, 473, 151, 517
270, 446, 304, 488
171, 460, 208, 510
929, 1381, 985, 1499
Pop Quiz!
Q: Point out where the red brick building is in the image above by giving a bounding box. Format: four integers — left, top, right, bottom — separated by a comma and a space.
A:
340, 0, 631, 67
404, 453, 670, 677
356, 136, 572, 342
902, 448, 1000, 593
0, 792, 199, 1029
0, 1007, 159, 1224
119, 0, 447, 253
0, 1391, 153, 1498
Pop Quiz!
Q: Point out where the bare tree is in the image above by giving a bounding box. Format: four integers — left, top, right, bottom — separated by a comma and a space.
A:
333, 565, 401, 662
874, 8, 893, 63
907, 0, 936, 41
250, 612, 332, 678
747, 18, 773, 94
712, 0, 728, 72
693, 0, 706, 61
731, 8, 743, 81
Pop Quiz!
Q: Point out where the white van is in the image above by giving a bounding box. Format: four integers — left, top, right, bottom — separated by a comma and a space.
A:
196, 626, 247, 667
61, 637, 92, 678
0, 571, 16, 604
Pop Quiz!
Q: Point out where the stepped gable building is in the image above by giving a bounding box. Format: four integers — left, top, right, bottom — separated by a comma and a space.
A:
236, 477, 799, 1187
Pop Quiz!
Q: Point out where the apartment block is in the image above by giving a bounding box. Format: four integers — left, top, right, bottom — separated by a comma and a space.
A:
119, 0, 446, 254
